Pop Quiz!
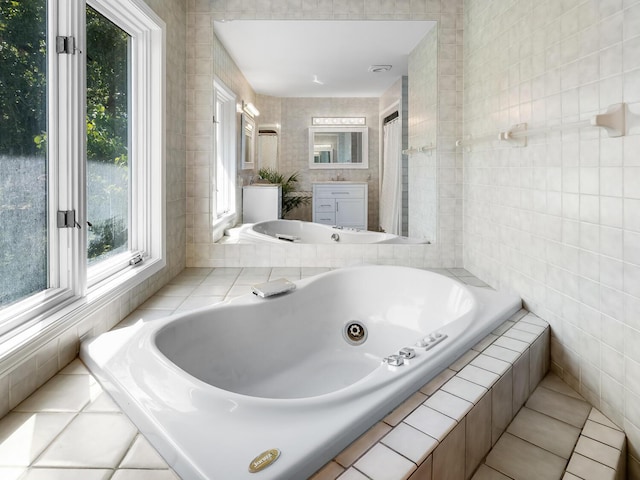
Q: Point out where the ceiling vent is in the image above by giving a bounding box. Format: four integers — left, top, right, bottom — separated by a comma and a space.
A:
368, 65, 392, 73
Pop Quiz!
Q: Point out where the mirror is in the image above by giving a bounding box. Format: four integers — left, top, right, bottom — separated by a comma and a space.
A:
257, 126, 279, 171
241, 113, 255, 170
309, 127, 368, 169
212, 20, 438, 242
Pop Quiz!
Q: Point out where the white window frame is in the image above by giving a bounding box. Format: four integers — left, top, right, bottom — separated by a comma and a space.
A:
85, 0, 165, 288
0, 0, 165, 361
213, 78, 237, 228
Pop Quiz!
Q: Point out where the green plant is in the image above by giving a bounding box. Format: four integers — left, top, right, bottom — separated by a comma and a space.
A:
257, 168, 310, 218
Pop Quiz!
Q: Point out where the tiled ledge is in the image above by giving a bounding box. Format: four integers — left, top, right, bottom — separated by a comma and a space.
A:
564, 409, 626, 480
478, 380, 626, 480
312, 307, 627, 480
0, 267, 491, 479
311, 308, 551, 480
0, 267, 625, 480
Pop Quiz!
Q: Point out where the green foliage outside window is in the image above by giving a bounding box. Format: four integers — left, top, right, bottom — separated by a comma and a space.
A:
0, 0, 47, 156
86, 6, 130, 264
0, 0, 48, 307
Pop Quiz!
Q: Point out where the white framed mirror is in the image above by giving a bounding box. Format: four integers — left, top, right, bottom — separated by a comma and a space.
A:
308, 126, 368, 169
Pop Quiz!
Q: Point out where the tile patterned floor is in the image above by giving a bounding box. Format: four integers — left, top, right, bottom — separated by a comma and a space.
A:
0, 267, 486, 479
476, 374, 625, 480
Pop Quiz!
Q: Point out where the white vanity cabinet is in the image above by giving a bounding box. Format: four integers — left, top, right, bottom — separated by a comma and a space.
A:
312, 182, 368, 229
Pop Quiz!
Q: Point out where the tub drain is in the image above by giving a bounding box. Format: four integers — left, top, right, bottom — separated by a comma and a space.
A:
343, 321, 367, 345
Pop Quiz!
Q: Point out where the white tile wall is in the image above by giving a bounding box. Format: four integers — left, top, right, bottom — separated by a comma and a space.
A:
462, 0, 640, 476
408, 25, 438, 241
185, 0, 464, 268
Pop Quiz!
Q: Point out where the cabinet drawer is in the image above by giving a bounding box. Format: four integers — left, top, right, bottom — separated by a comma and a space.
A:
313, 185, 365, 199
314, 213, 336, 225
314, 199, 335, 213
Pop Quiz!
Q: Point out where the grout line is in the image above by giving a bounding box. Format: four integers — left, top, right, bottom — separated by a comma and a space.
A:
507, 410, 582, 461
27, 410, 81, 469
372, 439, 420, 473
114, 431, 143, 471
535, 384, 591, 404
568, 452, 618, 476
572, 436, 621, 470
500, 431, 570, 467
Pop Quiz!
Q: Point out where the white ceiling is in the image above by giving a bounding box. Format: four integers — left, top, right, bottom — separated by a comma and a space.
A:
213, 20, 436, 98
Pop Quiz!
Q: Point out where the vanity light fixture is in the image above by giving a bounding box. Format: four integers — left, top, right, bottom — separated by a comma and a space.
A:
242, 101, 260, 118
312, 117, 366, 126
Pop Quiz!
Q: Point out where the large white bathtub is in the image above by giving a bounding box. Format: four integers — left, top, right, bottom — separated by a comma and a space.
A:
81, 266, 520, 480
236, 219, 429, 244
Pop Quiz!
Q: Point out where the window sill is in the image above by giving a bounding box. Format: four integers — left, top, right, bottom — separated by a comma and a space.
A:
0, 256, 165, 378
212, 212, 237, 243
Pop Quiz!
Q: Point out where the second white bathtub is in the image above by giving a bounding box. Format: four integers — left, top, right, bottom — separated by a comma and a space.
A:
235, 219, 429, 244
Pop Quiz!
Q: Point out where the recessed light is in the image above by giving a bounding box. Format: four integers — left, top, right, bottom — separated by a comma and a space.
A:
368, 65, 392, 73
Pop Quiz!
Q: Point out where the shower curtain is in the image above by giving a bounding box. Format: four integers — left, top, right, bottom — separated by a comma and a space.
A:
379, 118, 402, 235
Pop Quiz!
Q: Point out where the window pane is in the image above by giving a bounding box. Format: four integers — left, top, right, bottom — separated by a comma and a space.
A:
0, 0, 48, 308
86, 6, 129, 265
215, 98, 226, 216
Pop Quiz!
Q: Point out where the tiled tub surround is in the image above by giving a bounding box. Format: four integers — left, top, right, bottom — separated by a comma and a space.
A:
80, 266, 519, 480
312, 318, 627, 480
311, 308, 551, 480
565, 409, 626, 480
0, 267, 625, 480
479, 383, 626, 480
0, 267, 484, 479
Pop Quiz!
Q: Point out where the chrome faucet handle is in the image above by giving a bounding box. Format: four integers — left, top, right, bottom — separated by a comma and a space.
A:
383, 355, 404, 367
399, 347, 416, 359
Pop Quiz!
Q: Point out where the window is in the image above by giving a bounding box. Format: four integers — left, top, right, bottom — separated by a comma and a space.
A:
86, 6, 130, 267
0, 0, 165, 343
0, 0, 48, 309
214, 79, 236, 219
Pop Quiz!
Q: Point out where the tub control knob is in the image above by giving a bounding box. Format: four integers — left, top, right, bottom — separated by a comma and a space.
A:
383, 355, 404, 367
415, 339, 428, 347
399, 347, 416, 359
422, 333, 448, 350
